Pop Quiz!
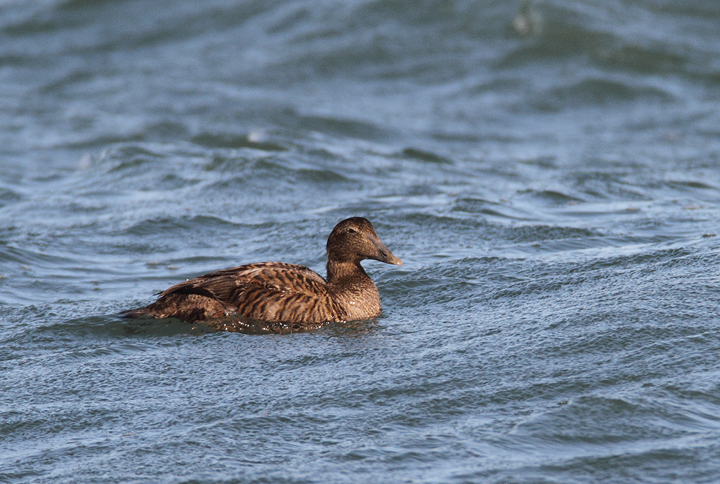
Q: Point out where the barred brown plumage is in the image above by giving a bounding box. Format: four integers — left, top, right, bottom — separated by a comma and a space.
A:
121, 217, 402, 330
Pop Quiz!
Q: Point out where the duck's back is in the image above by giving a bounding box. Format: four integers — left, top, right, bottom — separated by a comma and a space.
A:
125, 262, 346, 323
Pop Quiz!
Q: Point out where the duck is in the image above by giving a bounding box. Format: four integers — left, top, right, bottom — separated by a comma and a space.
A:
121, 217, 402, 330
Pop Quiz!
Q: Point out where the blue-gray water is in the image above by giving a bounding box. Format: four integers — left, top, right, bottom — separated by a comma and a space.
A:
2, 0, 720, 482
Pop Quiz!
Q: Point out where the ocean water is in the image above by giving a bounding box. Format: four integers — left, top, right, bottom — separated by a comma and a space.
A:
2, 0, 720, 482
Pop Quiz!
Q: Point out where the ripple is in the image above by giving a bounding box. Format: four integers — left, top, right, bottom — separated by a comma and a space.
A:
512, 395, 679, 444
531, 78, 675, 112
400, 147, 453, 164
0, 186, 23, 207
666, 179, 719, 191
514, 188, 586, 207
191, 132, 287, 152
450, 198, 530, 220
123, 215, 239, 237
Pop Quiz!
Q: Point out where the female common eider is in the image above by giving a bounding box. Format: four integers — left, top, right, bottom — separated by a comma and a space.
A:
122, 217, 402, 329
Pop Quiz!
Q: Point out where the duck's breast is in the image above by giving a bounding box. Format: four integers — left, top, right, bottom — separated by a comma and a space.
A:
330, 278, 382, 321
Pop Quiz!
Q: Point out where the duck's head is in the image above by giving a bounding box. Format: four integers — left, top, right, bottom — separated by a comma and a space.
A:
327, 217, 402, 266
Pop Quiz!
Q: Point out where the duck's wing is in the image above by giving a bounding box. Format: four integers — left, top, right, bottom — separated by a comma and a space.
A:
157, 262, 344, 323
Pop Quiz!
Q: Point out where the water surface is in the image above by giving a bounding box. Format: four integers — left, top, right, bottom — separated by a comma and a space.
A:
2, 0, 720, 482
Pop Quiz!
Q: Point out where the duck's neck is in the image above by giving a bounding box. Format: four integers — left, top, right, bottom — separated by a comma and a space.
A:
326, 259, 381, 320
326, 260, 368, 285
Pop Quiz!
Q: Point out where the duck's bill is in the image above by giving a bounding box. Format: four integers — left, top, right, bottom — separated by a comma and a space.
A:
367, 235, 403, 266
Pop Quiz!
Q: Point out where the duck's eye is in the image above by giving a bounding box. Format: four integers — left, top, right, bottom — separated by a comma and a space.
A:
348, 228, 358, 234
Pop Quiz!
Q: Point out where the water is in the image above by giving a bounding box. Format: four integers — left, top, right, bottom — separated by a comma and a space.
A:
2, 0, 720, 482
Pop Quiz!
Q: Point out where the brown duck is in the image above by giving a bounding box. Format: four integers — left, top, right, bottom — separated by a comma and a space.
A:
122, 217, 402, 328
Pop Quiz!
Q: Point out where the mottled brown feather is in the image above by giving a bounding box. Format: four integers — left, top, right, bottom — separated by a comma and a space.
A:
122, 217, 402, 329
